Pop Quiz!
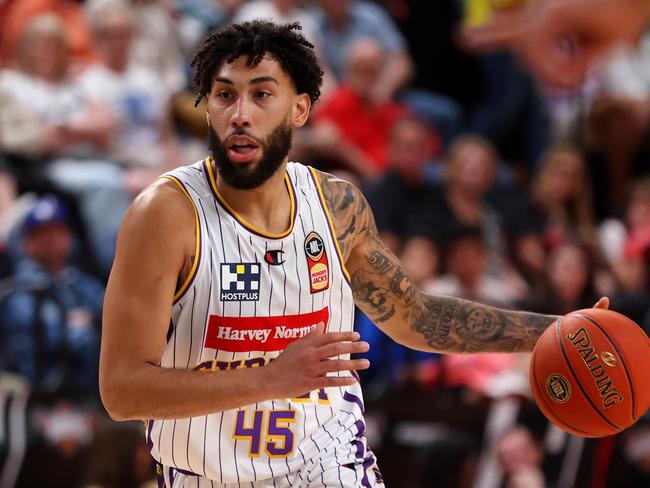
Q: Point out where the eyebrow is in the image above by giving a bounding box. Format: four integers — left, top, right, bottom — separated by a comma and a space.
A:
213, 76, 279, 86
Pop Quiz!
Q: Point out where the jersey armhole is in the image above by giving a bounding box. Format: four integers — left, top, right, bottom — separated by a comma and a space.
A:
308, 167, 352, 284
159, 175, 201, 303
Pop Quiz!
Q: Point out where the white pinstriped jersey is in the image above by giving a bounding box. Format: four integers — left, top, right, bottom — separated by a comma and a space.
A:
146, 159, 371, 484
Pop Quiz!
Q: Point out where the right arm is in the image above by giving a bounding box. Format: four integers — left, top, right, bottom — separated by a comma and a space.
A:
100, 180, 369, 421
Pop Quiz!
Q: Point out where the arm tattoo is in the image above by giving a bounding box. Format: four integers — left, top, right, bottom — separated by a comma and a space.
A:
318, 172, 370, 260
316, 169, 556, 353
410, 295, 555, 353
367, 250, 393, 274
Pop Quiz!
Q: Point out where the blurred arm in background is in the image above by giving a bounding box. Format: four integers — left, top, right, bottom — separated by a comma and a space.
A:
461, 0, 650, 88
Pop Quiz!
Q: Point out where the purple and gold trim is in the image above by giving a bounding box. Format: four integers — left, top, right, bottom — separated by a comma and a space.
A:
160, 175, 202, 303
202, 157, 297, 239
307, 167, 352, 285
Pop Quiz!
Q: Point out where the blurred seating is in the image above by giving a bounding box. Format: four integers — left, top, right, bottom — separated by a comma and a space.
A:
0, 1, 648, 486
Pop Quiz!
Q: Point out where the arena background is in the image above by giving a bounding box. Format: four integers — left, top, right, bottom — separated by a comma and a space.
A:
0, 0, 649, 486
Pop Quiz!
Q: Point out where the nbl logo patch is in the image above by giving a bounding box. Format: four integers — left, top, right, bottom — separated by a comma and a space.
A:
220, 263, 260, 301
305, 233, 324, 260
304, 232, 329, 293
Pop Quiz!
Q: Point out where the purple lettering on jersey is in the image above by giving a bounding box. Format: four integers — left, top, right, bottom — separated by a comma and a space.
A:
265, 411, 296, 457
233, 410, 264, 457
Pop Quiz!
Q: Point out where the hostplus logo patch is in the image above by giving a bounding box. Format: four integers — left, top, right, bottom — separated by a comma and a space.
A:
220, 263, 260, 301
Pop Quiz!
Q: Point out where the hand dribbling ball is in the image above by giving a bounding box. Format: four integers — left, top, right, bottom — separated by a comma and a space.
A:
530, 308, 650, 437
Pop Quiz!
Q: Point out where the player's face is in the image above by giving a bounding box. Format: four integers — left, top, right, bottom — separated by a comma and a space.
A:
206, 55, 310, 189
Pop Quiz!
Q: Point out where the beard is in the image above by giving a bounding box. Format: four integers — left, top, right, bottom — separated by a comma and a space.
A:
208, 119, 293, 190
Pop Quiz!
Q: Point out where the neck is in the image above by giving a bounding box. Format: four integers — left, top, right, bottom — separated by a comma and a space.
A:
214, 159, 292, 235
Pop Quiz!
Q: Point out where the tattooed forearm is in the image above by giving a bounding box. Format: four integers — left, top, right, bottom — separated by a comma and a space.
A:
317, 168, 557, 353
409, 294, 556, 353
353, 233, 554, 352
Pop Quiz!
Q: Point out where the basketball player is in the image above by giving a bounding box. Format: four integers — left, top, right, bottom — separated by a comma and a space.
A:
100, 21, 608, 487
462, 0, 650, 87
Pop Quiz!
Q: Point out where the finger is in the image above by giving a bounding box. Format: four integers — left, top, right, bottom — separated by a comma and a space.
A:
317, 341, 370, 359
593, 296, 610, 309
317, 359, 370, 375
305, 321, 325, 337
314, 376, 359, 389
309, 330, 361, 347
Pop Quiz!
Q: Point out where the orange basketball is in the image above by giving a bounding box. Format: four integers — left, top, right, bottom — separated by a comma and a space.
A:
530, 308, 650, 438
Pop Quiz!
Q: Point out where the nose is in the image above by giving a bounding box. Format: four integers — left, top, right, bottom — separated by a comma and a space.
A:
231, 97, 252, 129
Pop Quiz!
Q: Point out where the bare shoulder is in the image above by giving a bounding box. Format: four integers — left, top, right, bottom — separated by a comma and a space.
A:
127, 177, 194, 225
111, 177, 196, 282
311, 168, 374, 260
119, 178, 194, 245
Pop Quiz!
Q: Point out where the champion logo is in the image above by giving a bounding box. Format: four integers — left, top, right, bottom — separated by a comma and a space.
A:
264, 249, 285, 266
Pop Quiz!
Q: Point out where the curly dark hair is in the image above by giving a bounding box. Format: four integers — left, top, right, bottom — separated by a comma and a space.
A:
191, 20, 323, 107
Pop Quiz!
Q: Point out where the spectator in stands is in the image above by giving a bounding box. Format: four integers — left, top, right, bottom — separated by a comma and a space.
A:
459, 1, 552, 168
308, 38, 411, 179
427, 225, 524, 308
313, 0, 461, 145
495, 425, 546, 488
522, 242, 598, 316
531, 143, 596, 249
598, 178, 650, 326
401, 233, 440, 291
610, 177, 650, 293
0, 0, 96, 68
0, 13, 132, 273
81, 1, 182, 174
587, 35, 650, 208
0, 13, 113, 164
313, 0, 413, 99
0, 197, 103, 488
364, 115, 440, 251
0, 195, 103, 397
124, 0, 187, 96
433, 135, 525, 293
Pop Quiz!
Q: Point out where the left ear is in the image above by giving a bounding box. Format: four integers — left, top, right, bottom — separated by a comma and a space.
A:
291, 93, 311, 128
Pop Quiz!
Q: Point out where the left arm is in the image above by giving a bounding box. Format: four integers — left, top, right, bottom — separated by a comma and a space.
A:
317, 170, 556, 353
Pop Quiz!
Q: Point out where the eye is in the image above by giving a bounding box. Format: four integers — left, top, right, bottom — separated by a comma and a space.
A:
217, 91, 233, 100
254, 90, 271, 99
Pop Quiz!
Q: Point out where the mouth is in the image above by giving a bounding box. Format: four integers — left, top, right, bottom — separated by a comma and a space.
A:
227, 135, 260, 163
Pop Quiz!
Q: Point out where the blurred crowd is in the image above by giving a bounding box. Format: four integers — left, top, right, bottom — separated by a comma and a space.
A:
0, 0, 649, 487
